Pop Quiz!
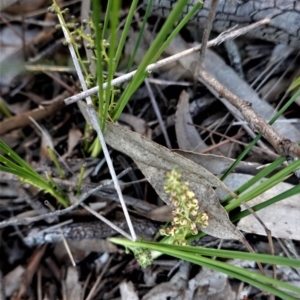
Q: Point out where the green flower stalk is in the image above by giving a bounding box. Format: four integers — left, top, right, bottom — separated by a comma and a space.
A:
160, 168, 208, 245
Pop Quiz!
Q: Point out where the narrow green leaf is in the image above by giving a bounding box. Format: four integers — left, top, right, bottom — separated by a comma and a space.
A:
110, 238, 300, 299
125, 0, 154, 74
231, 184, 300, 222
226, 158, 300, 212
0, 140, 38, 175
112, 0, 193, 120
92, 0, 104, 127
221, 89, 300, 182
115, 0, 139, 73
103, 0, 120, 129
221, 156, 286, 205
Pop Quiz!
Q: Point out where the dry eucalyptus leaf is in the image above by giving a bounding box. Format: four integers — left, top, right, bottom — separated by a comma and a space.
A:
142, 262, 190, 300
137, 205, 173, 222
216, 173, 300, 240
119, 113, 152, 138
62, 126, 82, 159
64, 267, 82, 300
136, 161, 242, 240
175, 90, 207, 152
0, 25, 39, 93
105, 122, 242, 240
187, 268, 236, 300
175, 150, 261, 176
120, 281, 139, 300
105, 122, 236, 198
4, 266, 24, 297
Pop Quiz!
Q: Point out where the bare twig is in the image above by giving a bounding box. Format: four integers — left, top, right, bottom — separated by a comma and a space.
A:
17, 246, 47, 299
64, 18, 270, 105
193, 123, 279, 159
0, 168, 131, 229
80, 203, 132, 240
198, 0, 219, 67
242, 202, 275, 281
85, 255, 113, 300
0, 90, 69, 136
198, 69, 300, 158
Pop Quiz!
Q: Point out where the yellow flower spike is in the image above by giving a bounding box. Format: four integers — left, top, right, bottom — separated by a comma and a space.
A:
201, 213, 209, 221
180, 218, 188, 226
186, 202, 193, 209
186, 190, 195, 198
175, 207, 181, 214
191, 209, 198, 217
172, 200, 178, 207
190, 222, 196, 231
163, 167, 209, 245
192, 228, 198, 235
159, 229, 166, 235
192, 199, 198, 206
181, 195, 187, 202
173, 216, 180, 224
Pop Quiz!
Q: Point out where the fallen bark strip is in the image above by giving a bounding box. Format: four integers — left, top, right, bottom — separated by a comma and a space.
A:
0, 90, 69, 136
198, 69, 300, 158
24, 219, 159, 246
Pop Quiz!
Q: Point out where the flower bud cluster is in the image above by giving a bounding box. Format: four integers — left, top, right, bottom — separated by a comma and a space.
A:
132, 247, 153, 268
160, 169, 208, 245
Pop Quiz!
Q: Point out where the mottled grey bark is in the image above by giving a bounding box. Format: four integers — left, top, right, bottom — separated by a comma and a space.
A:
24, 220, 160, 246
145, 0, 300, 48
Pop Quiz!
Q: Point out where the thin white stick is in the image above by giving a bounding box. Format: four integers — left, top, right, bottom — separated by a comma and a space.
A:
64, 18, 270, 105
59, 227, 76, 266
80, 203, 132, 240
57, 14, 136, 241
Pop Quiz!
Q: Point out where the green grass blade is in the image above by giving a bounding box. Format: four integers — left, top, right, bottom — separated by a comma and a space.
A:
103, 0, 120, 129
0, 164, 68, 207
0, 164, 48, 187
111, 239, 300, 268
231, 183, 300, 222
154, 1, 203, 62
226, 158, 300, 212
112, 0, 192, 120
114, 0, 139, 73
110, 238, 300, 299
270, 89, 300, 123
177, 254, 299, 299
125, 0, 154, 74
221, 89, 300, 182
0, 140, 39, 175
288, 76, 300, 92
221, 156, 286, 205
0, 97, 12, 117
92, 0, 104, 127
101, 0, 112, 40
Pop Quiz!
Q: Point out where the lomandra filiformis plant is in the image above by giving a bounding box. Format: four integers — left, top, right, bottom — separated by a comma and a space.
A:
160, 168, 208, 245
